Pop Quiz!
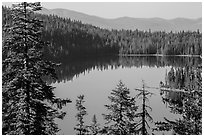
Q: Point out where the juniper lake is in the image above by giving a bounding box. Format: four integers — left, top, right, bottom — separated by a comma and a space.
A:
50, 56, 201, 134
2, 2, 202, 135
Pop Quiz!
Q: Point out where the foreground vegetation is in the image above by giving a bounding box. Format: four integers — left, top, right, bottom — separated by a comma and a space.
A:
2, 2, 71, 135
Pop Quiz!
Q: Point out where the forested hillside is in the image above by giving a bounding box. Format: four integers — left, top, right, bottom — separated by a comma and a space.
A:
2, 6, 202, 61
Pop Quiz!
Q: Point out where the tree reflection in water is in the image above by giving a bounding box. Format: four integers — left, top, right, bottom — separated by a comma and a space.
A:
46, 56, 201, 84
156, 65, 202, 135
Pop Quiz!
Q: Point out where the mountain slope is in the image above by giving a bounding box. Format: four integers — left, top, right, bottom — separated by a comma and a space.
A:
39, 8, 202, 32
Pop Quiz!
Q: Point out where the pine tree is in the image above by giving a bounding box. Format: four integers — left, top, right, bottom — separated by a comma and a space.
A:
89, 114, 100, 135
74, 95, 89, 135
103, 80, 138, 135
135, 81, 154, 135
155, 66, 202, 135
2, 2, 71, 135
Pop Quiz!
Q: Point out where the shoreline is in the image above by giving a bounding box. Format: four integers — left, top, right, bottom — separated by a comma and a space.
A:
118, 54, 201, 58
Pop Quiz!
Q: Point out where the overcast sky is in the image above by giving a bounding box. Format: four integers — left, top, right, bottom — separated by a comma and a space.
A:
3, 2, 202, 19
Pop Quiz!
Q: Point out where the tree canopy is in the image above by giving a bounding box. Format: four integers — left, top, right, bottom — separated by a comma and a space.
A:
2, 2, 71, 135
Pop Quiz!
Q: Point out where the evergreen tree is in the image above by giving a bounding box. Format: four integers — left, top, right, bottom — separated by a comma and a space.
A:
155, 66, 202, 135
103, 80, 139, 135
74, 95, 89, 135
135, 81, 154, 135
89, 114, 100, 135
3, 6, 202, 59
156, 90, 202, 135
2, 2, 71, 135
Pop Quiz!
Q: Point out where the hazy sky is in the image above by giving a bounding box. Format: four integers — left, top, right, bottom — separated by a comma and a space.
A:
3, 2, 202, 19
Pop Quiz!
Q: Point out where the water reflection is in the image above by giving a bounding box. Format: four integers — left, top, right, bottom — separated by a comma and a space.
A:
50, 56, 201, 84
160, 65, 201, 114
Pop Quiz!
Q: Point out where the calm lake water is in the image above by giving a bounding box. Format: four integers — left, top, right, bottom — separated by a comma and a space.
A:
50, 56, 201, 135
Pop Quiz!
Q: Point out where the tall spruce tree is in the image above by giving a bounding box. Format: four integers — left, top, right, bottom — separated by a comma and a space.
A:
2, 2, 71, 135
89, 114, 100, 135
135, 81, 154, 135
74, 95, 89, 135
103, 80, 139, 135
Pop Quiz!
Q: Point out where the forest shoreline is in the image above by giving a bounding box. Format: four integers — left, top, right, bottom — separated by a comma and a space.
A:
55, 54, 201, 63
119, 54, 201, 58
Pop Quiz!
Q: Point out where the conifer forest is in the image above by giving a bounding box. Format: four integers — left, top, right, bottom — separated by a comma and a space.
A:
2, 2, 202, 135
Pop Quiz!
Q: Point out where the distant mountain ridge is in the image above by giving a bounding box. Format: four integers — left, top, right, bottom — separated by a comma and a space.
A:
39, 7, 202, 32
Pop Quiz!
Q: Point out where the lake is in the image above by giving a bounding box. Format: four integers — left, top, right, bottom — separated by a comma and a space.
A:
50, 56, 201, 135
